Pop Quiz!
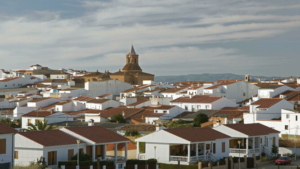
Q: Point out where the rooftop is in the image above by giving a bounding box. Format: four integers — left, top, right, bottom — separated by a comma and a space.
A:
251, 98, 283, 108
224, 123, 280, 136
170, 95, 222, 103
0, 123, 17, 134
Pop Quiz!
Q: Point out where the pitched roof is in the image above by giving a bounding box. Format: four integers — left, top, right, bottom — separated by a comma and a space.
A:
118, 124, 156, 132
224, 123, 280, 136
27, 98, 51, 103
64, 126, 129, 143
160, 87, 186, 93
251, 98, 283, 108
259, 85, 282, 89
0, 77, 21, 82
23, 110, 56, 117
18, 130, 83, 146
204, 81, 238, 90
0, 123, 17, 134
130, 45, 136, 54
164, 128, 230, 142
87, 99, 110, 104
170, 95, 222, 103
128, 99, 149, 106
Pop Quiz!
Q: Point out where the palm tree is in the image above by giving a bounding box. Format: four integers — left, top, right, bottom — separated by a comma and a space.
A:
23, 119, 57, 131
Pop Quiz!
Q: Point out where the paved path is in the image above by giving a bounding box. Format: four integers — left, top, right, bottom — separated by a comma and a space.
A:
257, 159, 300, 169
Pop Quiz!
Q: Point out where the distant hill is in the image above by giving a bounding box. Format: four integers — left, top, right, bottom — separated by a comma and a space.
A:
154, 73, 289, 83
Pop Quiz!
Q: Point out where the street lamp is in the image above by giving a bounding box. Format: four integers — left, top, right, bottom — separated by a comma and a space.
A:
238, 141, 241, 169
77, 140, 80, 166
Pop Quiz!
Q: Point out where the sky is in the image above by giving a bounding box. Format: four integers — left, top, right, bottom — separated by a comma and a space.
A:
0, 0, 300, 76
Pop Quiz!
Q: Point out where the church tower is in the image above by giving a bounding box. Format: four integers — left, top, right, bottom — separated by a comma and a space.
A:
122, 45, 142, 73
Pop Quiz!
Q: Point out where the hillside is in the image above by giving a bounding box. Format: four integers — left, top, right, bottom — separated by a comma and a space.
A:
154, 73, 289, 83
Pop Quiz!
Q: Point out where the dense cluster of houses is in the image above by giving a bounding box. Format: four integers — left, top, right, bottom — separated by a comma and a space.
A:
1, 49, 300, 169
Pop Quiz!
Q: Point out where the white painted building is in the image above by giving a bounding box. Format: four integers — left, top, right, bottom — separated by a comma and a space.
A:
213, 123, 279, 158
0, 77, 35, 89
21, 110, 72, 129
0, 123, 17, 169
203, 81, 259, 103
145, 105, 186, 124
244, 98, 294, 122
85, 79, 132, 97
59, 88, 87, 99
160, 87, 188, 100
258, 85, 295, 98
85, 99, 120, 110
14, 130, 86, 168
60, 126, 130, 168
135, 128, 230, 165
50, 73, 69, 79
170, 95, 237, 112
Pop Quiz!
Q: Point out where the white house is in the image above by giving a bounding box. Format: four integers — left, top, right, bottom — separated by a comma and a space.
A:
21, 110, 72, 129
50, 73, 70, 79
85, 99, 120, 110
213, 123, 280, 158
85, 79, 132, 97
127, 100, 151, 108
160, 87, 188, 100
244, 98, 294, 122
0, 123, 17, 169
14, 130, 86, 168
60, 126, 130, 168
135, 128, 231, 165
29, 64, 43, 70
145, 105, 186, 124
27, 98, 62, 109
258, 85, 295, 98
0, 77, 35, 89
203, 81, 259, 103
170, 95, 237, 112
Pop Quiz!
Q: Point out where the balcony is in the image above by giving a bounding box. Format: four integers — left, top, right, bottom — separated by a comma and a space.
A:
169, 155, 208, 163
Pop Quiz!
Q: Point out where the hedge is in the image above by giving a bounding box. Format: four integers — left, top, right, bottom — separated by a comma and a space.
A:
158, 163, 198, 169
126, 159, 157, 165
58, 160, 114, 167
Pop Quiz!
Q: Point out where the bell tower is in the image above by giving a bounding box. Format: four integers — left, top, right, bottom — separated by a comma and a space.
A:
122, 45, 142, 72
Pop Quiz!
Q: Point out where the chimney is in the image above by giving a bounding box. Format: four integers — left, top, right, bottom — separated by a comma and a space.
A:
189, 95, 193, 99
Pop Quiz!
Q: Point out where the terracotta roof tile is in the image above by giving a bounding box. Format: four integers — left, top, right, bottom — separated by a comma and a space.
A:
170, 95, 222, 103
19, 130, 83, 146
251, 98, 282, 108
165, 128, 230, 142
64, 126, 129, 143
224, 123, 280, 136
0, 123, 17, 134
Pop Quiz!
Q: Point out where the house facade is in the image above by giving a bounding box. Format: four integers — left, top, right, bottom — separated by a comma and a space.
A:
0, 123, 17, 169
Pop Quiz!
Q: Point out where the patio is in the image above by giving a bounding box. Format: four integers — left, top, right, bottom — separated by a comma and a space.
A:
229, 137, 261, 157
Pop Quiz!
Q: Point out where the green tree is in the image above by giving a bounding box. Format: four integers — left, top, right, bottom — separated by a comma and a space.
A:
0, 117, 18, 128
193, 113, 208, 127
71, 153, 92, 161
23, 119, 57, 131
111, 113, 126, 123
166, 119, 193, 129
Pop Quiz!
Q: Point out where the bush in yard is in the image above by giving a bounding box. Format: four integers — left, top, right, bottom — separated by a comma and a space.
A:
261, 157, 268, 162
111, 113, 126, 123
193, 113, 208, 127
71, 153, 92, 161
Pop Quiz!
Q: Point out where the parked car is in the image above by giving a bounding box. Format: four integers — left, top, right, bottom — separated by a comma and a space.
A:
275, 156, 291, 165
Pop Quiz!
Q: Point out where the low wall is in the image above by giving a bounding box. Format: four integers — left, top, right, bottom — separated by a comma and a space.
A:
279, 147, 300, 156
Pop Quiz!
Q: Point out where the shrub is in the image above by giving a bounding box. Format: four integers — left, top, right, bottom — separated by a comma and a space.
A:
125, 130, 140, 136
111, 113, 126, 123
261, 152, 266, 157
71, 153, 92, 161
193, 113, 208, 127
261, 157, 268, 162
272, 145, 278, 155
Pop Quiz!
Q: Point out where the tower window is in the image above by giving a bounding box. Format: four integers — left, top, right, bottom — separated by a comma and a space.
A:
135, 58, 137, 63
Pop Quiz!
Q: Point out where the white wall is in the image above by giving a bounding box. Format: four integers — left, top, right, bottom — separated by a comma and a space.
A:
0, 77, 35, 89
85, 80, 132, 97
86, 100, 120, 110
258, 85, 295, 98
13, 107, 35, 119
0, 133, 14, 168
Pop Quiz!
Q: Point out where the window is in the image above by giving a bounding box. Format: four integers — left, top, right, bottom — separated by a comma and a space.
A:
273, 137, 276, 146
0, 139, 6, 154
285, 125, 289, 130
27, 119, 31, 125
35, 119, 42, 126
205, 105, 209, 109
213, 143, 216, 154
243, 92, 246, 96
222, 142, 225, 153
286, 114, 290, 119
296, 116, 298, 121
79, 148, 84, 154
5, 85, 7, 87
163, 111, 167, 113
68, 149, 74, 161
13, 84, 15, 86
15, 151, 18, 159
197, 105, 201, 109
206, 144, 210, 150
185, 106, 188, 110
48, 151, 57, 165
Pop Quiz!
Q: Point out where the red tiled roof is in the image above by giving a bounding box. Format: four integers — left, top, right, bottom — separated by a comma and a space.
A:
0, 123, 17, 134
165, 128, 230, 142
128, 99, 149, 106
224, 123, 280, 136
64, 126, 129, 143
170, 95, 222, 103
19, 130, 83, 146
87, 99, 110, 104
251, 98, 282, 108
0, 77, 21, 82
146, 113, 165, 117
205, 81, 238, 90
23, 111, 56, 117
172, 111, 195, 119
106, 142, 136, 151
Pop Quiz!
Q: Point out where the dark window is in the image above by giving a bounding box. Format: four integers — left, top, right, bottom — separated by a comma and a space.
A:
285, 125, 289, 130
296, 116, 298, 121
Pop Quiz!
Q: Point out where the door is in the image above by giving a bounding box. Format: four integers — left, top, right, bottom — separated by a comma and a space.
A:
0, 163, 10, 169
273, 137, 276, 146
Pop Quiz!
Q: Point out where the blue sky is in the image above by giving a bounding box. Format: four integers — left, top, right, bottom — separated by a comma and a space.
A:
0, 0, 300, 76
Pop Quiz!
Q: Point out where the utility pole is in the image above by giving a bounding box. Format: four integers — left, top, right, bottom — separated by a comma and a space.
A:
295, 125, 298, 160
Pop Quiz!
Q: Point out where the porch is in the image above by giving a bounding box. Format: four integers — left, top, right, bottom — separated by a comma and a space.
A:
85, 142, 128, 162
229, 137, 261, 157
168, 142, 217, 163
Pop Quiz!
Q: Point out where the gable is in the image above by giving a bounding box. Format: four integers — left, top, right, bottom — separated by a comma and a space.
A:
213, 125, 248, 138
15, 134, 43, 149
135, 130, 190, 144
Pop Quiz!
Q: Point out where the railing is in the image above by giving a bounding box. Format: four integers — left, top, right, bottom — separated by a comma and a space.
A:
208, 155, 218, 162
230, 148, 247, 154
106, 155, 126, 161
169, 156, 189, 162
138, 154, 146, 160
248, 148, 261, 154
